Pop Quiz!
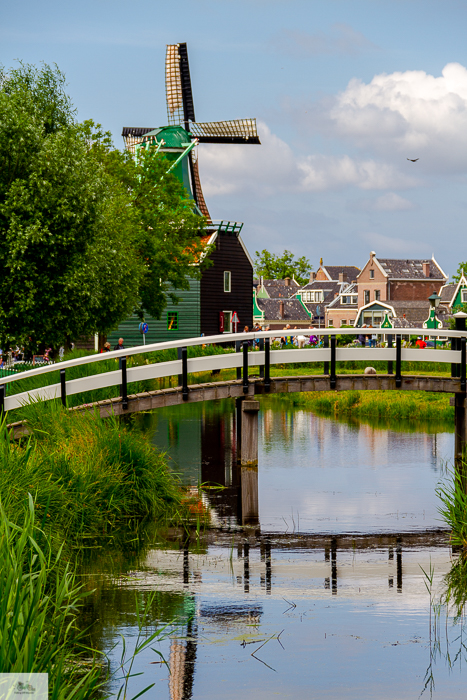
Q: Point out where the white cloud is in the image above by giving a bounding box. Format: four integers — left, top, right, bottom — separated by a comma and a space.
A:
328, 62, 467, 172
200, 122, 417, 198
298, 156, 418, 192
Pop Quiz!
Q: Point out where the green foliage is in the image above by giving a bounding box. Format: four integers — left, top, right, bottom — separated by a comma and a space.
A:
0, 497, 103, 695
453, 262, 467, 283
0, 63, 140, 350
437, 468, 467, 551
254, 248, 311, 285
0, 62, 209, 349
0, 403, 182, 542
450, 303, 467, 326
294, 390, 453, 422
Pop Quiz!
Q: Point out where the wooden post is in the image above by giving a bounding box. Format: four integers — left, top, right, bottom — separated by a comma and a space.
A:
455, 393, 467, 490
235, 396, 243, 463
454, 312, 467, 490
241, 400, 259, 466
240, 400, 260, 525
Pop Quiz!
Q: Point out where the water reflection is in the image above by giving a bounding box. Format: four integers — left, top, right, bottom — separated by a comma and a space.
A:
144, 397, 453, 534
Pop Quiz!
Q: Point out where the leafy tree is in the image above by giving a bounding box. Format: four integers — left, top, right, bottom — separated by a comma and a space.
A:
453, 262, 467, 283
0, 62, 208, 351
254, 249, 311, 285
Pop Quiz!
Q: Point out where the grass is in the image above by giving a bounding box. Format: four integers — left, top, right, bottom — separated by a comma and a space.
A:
0, 401, 184, 546
0, 496, 103, 697
289, 389, 453, 423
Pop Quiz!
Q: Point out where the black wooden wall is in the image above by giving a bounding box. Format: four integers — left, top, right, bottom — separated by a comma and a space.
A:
200, 232, 253, 336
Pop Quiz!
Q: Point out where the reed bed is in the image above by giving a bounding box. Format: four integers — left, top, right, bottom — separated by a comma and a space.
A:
0, 497, 103, 697
291, 390, 453, 422
0, 402, 183, 545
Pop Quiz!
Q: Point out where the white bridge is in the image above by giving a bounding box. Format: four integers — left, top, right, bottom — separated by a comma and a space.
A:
1, 327, 466, 415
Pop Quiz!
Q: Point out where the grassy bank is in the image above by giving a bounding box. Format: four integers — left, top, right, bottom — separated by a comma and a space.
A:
1, 401, 183, 545
290, 390, 454, 423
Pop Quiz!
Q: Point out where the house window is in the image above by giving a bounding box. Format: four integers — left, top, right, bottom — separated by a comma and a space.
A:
223, 311, 232, 333
364, 290, 370, 304
224, 271, 231, 293
370, 269, 375, 279
341, 320, 347, 327
342, 296, 348, 304
375, 290, 381, 301
167, 312, 178, 331
462, 289, 467, 303
352, 296, 358, 304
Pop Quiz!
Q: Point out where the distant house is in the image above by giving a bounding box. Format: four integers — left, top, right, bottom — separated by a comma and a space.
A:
439, 272, 467, 312
255, 277, 300, 299
356, 252, 447, 307
325, 283, 359, 327
353, 251, 448, 328
312, 262, 360, 284
253, 278, 310, 329
297, 280, 351, 326
354, 300, 451, 328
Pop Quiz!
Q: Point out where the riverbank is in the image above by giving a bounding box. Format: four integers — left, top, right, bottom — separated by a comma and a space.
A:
289, 389, 453, 423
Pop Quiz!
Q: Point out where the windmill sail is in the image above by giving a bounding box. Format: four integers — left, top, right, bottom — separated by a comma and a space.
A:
166, 44, 184, 126
189, 149, 211, 220
166, 43, 195, 128
190, 119, 260, 144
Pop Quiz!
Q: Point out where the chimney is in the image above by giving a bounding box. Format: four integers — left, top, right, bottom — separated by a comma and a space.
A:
279, 301, 285, 319
338, 272, 344, 283
423, 262, 430, 277
309, 271, 315, 283
284, 277, 290, 286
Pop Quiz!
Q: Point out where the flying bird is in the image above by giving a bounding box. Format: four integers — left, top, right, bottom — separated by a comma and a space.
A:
407, 158, 419, 162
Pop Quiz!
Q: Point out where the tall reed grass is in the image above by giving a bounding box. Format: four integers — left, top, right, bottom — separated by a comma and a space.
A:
0, 496, 103, 697
0, 402, 183, 544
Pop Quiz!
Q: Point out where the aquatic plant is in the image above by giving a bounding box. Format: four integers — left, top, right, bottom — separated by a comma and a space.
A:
0, 496, 103, 697
437, 466, 467, 549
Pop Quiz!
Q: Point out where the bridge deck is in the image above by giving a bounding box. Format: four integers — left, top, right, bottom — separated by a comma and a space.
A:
7, 373, 463, 439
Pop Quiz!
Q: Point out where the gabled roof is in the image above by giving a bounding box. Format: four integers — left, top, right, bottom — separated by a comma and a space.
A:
299, 280, 348, 296
439, 273, 467, 307
256, 298, 310, 322
326, 284, 359, 309
321, 266, 360, 283
376, 258, 446, 280
257, 279, 299, 299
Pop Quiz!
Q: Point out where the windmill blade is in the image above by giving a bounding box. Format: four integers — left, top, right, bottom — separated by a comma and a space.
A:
122, 126, 155, 153
189, 149, 211, 221
190, 119, 261, 144
166, 43, 195, 128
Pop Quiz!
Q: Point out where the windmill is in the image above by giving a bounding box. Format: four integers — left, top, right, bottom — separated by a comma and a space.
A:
122, 42, 261, 221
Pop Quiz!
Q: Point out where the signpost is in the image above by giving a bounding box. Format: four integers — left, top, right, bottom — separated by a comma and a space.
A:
231, 311, 240, 333
139, 322, 149, 346
316, 305, 321, 330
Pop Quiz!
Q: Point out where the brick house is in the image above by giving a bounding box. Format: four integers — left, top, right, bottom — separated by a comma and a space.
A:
356, 252, 447, 308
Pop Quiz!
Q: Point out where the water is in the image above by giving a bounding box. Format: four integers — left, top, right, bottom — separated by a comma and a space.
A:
83, 398, 466, 699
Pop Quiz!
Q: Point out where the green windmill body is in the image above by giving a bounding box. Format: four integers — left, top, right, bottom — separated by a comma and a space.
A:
110, 43, 260, 348
122, 42, 261, 221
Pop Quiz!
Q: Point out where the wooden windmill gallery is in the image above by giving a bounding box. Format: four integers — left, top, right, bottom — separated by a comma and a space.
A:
109, 43, 261, 348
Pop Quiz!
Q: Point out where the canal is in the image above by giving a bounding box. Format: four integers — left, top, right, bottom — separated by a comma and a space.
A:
82, 397, 466, 699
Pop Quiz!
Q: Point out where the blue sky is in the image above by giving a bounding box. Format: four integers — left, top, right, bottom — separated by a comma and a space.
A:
3, 0, 467, 278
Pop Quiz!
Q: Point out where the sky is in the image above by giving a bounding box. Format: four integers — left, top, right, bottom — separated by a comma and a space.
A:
2, 0, 467, 279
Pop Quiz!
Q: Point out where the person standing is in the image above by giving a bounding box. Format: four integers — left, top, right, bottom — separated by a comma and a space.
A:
114, 338, 125, 351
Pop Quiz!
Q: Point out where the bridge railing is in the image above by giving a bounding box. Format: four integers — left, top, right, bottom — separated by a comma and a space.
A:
1, 328, 466, 414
